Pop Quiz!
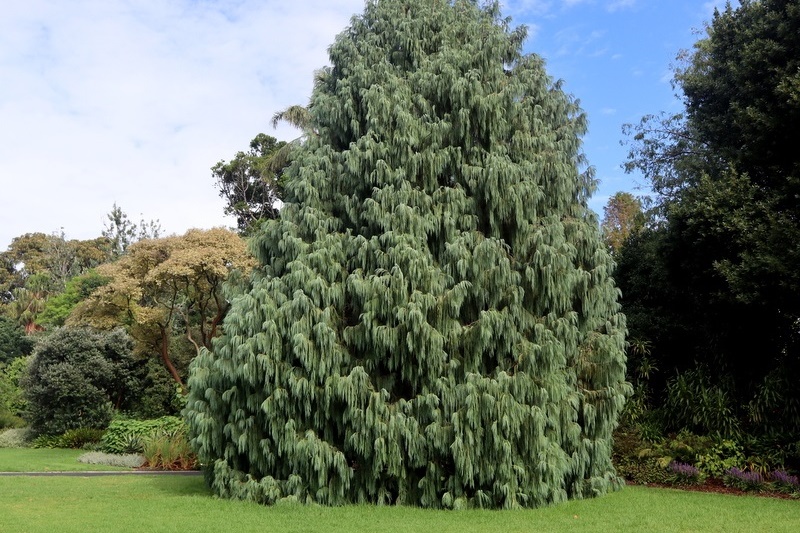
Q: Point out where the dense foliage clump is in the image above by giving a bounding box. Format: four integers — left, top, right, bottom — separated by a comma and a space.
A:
618, 0, 800, 459
21, 327, 140, 436
186, 0, 627, 508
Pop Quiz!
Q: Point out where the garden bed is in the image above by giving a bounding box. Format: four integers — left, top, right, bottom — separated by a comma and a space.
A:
640, 477, 798, 500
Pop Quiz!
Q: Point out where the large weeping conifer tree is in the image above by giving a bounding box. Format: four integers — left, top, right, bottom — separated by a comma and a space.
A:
186, 0, 627, 509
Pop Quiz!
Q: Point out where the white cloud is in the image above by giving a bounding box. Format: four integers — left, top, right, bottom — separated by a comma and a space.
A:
607, 0, 636, 13
0, 0, 363, 246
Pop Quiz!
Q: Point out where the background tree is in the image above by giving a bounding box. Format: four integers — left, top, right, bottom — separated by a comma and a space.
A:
21, 327, 141, 436
619, 0, 800, 452
102, 203, 162, 258
600, 192, 645, 252
70, 228, 254, 389
6, 273, 51, 334
186, 0, 627, 509
36, 270, 108, 328
0, 233, 54, 302
212, 134, 288, 234
0, 355, 30, 428
1, 232, 112, 325
0, 316, 33, 365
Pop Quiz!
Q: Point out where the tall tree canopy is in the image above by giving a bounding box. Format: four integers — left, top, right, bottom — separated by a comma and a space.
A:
186, 0, 627, 509
70, 228, 254, 389
619, 0, 800, 444
0, 232, 112, 325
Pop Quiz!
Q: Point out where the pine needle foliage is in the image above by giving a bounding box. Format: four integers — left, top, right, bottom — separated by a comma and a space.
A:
186, 0, 627, 509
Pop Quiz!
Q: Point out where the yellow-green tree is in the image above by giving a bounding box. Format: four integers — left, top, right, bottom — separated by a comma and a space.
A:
601, 192, 645, 253
70, 228, 254, 388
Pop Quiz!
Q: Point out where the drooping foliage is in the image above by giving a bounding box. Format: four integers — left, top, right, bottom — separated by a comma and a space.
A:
619, 0, 800, 451
186, 0, 627, 509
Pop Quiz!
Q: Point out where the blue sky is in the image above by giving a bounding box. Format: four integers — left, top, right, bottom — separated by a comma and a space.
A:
0, 0, 727, 249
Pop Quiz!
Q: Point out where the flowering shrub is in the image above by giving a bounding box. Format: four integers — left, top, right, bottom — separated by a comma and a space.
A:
723, 467, 765, 491
770, 470, 800, 494
668, 461, 704, 485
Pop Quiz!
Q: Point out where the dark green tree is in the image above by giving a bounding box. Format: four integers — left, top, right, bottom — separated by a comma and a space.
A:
186, 0, 627, 508
0, 316, 33, 364
212, 134, 288, 234
21, 327, 141, 436
620, 0, 800, 445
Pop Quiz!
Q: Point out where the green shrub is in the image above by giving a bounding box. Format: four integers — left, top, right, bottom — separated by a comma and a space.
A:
60, 427, 106, 449
21, 328, 140, 436
31, 434, 65, 449
612, 428, 672, 485
0, 411, 25, 430
695, 439, 745, 478
0, 427, 33, 448
101, 416, 185, 454
664, 368, 740, 438
0, 356, 30, 420
616, 457, 673, 485
613, 428, 719, 486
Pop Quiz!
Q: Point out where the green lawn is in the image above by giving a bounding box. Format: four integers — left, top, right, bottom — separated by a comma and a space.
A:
1, 449, 798, 533
0, 448, 129, 472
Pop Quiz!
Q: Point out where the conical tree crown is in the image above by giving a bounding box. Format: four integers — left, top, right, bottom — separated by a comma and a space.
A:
186, 0, 627, 509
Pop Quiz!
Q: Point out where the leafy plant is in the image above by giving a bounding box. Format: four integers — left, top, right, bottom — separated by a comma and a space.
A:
60, 427, 106, 449
0, 356, 30, 421
664, 368, 740, 438
695, 439, 745, 478
0, 411, 25, 430
141, 428, 197, 470
101, 416, 185, 454
31, 434, 64, 449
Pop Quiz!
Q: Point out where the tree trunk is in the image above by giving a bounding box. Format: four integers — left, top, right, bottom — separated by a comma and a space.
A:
159, 325, 184, 388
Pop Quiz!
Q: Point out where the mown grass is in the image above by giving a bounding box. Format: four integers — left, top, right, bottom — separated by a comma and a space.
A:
1, 449, 798, 533
0, 448, 128, 472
